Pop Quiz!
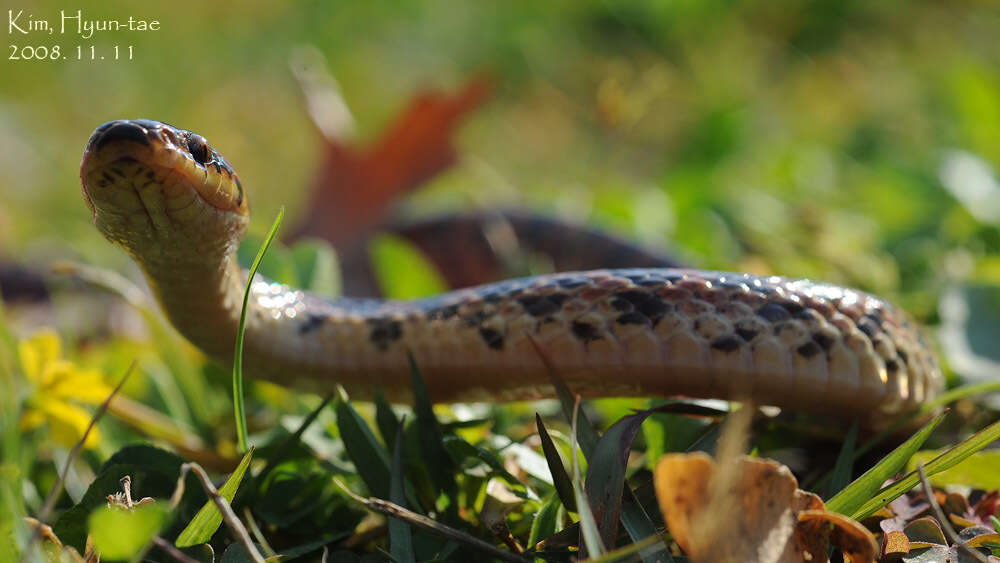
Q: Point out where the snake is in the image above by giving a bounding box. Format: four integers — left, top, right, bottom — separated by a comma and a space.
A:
80, 119, 943, 427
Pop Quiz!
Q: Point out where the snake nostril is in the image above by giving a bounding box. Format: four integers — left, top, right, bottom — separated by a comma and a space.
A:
186, 134, 210, 164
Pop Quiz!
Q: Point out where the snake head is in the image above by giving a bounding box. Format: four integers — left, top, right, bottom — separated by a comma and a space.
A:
81, 119, 250, 263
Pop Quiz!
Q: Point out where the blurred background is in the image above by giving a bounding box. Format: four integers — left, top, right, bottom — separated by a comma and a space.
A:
4, 0, 1000, 313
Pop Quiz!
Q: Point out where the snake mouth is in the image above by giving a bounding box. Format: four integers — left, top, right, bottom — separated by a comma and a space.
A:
81, 119, 249, 225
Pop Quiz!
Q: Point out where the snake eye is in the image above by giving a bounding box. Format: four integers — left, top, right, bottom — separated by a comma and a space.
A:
186, 134, 210, 164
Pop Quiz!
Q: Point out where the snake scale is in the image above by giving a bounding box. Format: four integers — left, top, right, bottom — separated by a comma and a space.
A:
80, 119, 943, 426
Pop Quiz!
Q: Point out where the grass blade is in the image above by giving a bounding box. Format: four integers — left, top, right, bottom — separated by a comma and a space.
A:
529, 338, 599, 456
584, 410, 656, 549
390, 418, 416, 563
535, 414, 576, 512
527, 495, 561, 554
375, 387, 400, 452
233, 206, 284, 453
532, 341, 669, 559
571, 398, 605, 557
850, 417, 1000, 520
334, 387, 392, 499
827, 419, 858, 499
175, 446, 254, 547
407, 352, 456, 497
825, 410, 947, 517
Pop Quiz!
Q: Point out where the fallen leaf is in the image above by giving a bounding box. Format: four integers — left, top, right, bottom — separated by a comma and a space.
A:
291, 73, 490, 247
654, 452, 877, 563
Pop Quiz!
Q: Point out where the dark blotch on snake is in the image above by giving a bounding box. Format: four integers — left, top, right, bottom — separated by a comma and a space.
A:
857, 318, 878, 338
557, 276, 589, 289
427, 304, 459, 321
757, 303, 791, 322
797, 341, 822, 358
612, 290, 668, 319
571, 321, 600, 342
298, 313, 328, 334
479, 327, 504, 350
735, 327, 758, 342
616, 312, 649, 325
369, 319, 402, 351
482, 292, 504, 304
548, 293, 569, 306
780, 301, 805, 315
812, 332, 835, 351
462, 311, 490, 327
885, 359, 900, 372
518, 295, 561, 317
711, 336, 742, 352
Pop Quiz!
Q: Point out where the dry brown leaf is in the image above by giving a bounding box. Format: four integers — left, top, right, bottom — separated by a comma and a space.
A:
654, 452, 877, 563
291, 77, 490, 246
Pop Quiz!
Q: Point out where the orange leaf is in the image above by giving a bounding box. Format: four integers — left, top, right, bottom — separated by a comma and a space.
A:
292, 76, 490, 246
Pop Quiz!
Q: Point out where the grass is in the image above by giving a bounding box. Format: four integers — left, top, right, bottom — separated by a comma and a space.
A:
233, 206, 285, 453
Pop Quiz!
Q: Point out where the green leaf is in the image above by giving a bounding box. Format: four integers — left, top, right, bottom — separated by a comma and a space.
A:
290, 237, 341, 297
389, 420, 416, 563
826, 411, 946, 517
827, 420, 858, 499
849, 416, 1000, 520
584, 410, 652, 548
369, 233, 448, 299
535, 414, 576, 512
220, 541, 266, 563
408, 353, 456, 496
643, 409, 712, 470
234, 206, 284, 453
334, 388, 392, 499
907, 450, 1000, 489
527, 495, 561, 554
375, 388, 400, 453
546, 370, 669, 560
585, 407, 672, 562
547, 369, 599, 457
441, 436, 529, 496
175, 447, 255, 547
89, 502, 169, 560
571, 402, 605, 558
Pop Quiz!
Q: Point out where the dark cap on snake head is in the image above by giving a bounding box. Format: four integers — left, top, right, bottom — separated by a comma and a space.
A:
80, 119, 250, 263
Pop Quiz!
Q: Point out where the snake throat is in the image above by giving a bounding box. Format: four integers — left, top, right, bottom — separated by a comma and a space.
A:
80, 119, 944, 427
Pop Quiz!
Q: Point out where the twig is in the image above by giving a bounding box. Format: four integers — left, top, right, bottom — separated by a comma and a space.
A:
916, 463, 991, 563
243, 507, 276, 558
178, 462, 265, 563
151, 537, 200, 563
28, 360, 137, 551
333, 478, 530, 563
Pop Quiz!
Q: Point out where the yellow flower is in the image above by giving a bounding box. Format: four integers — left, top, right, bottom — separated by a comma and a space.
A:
18, 329, 112, 449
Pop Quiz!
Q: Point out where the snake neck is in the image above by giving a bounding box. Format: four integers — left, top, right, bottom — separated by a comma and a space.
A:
139, 251, 246, 361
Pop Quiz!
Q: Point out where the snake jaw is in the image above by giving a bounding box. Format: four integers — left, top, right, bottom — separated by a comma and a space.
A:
81, 119, 249, 262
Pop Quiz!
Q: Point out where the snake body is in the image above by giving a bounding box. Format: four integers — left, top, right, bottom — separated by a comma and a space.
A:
80, 119, 943, 425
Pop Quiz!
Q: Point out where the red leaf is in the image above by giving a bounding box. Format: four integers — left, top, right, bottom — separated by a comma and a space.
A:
291, 77, 490, 245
